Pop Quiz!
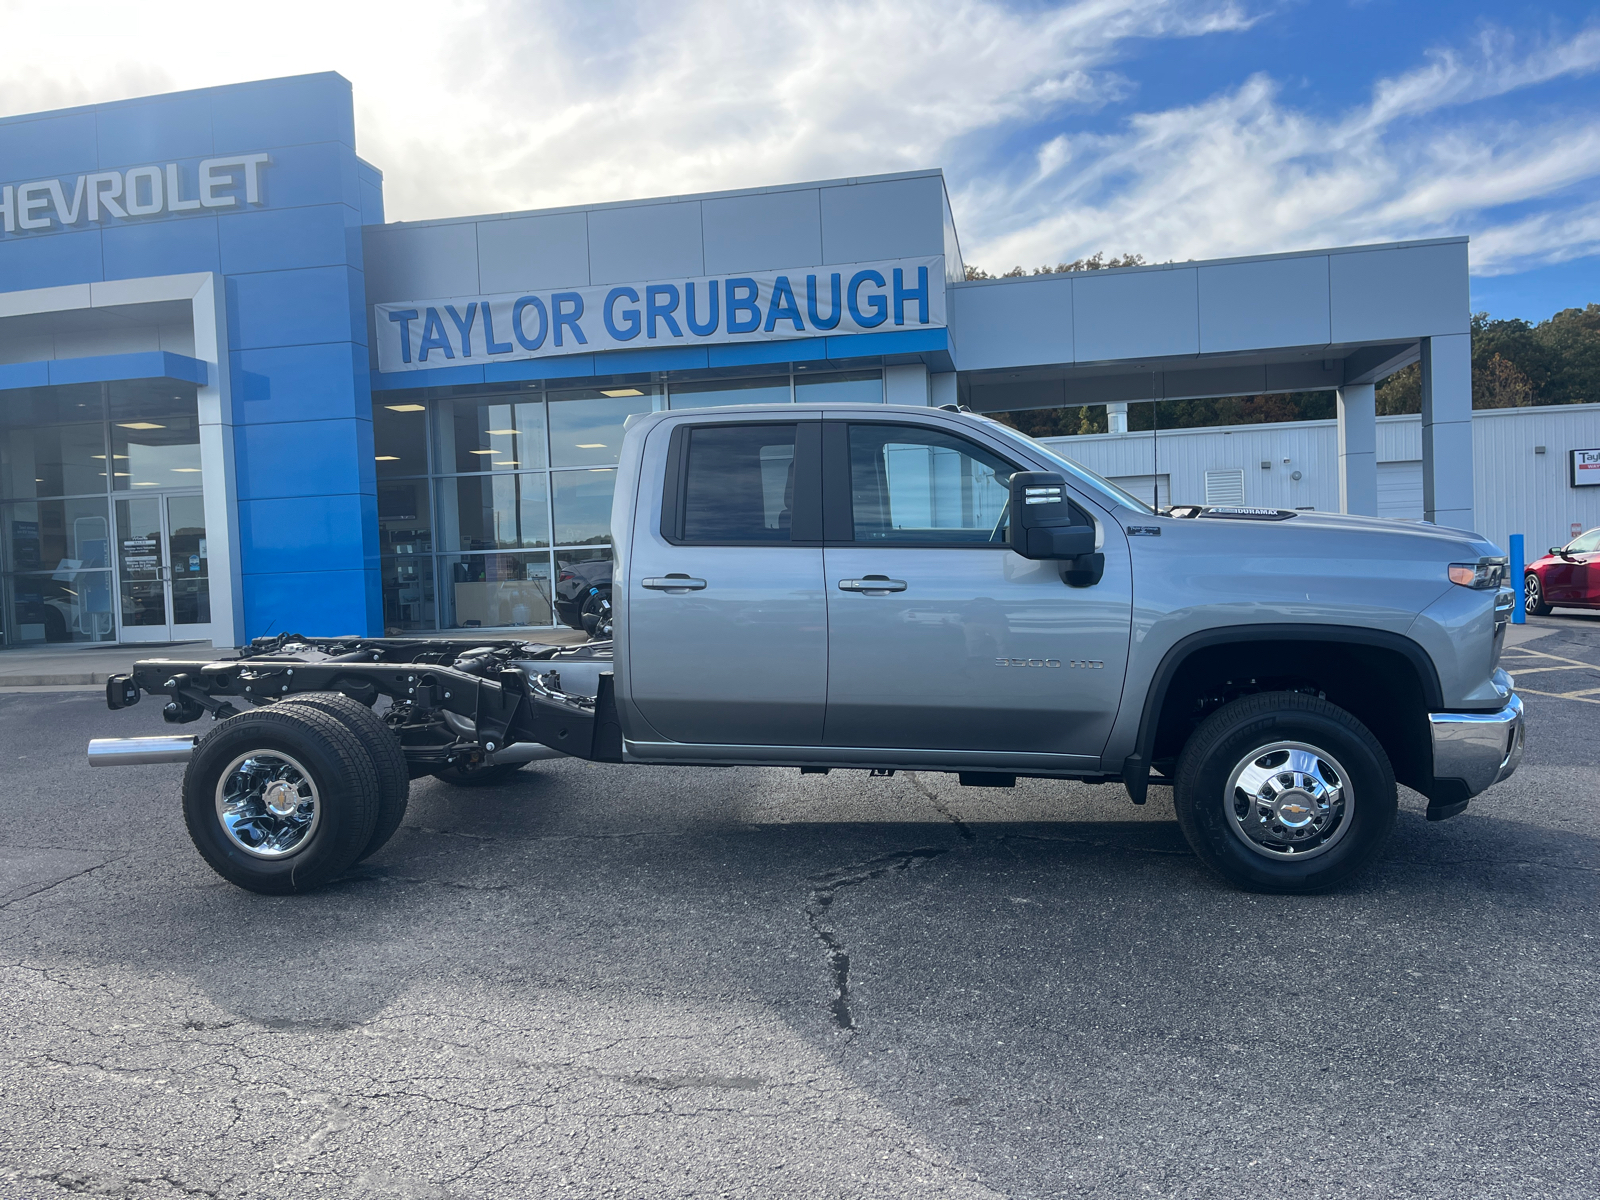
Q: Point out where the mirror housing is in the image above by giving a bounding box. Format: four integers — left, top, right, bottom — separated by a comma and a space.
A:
1008, 472, 1096, 560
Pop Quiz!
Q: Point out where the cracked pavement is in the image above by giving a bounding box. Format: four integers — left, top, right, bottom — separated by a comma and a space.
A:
2, 631, 1598, 1200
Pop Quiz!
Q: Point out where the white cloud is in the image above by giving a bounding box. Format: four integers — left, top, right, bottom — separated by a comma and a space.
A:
957, 23, 1600, 275
0, 1, 1594, 280
0, 0, 1252, 219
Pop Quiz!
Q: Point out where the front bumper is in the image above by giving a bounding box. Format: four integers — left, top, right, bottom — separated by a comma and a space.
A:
1428, 692, 1525, 814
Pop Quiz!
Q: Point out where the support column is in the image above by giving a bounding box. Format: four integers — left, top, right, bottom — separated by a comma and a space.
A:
885, 363, 930, 406
1421, 334, 1474, 529
929, 370, 957, 409
1336, 382, 1377, 516
1106, 402, 1129, 434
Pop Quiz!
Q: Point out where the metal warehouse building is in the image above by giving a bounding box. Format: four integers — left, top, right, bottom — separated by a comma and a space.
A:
0, 72, 1582, 650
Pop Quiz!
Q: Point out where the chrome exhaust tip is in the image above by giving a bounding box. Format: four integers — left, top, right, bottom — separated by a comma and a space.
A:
87, 735, 198, 767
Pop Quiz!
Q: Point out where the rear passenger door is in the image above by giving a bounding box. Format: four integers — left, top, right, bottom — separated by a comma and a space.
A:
627, 418, 827, 745
820, 418, 1131, 759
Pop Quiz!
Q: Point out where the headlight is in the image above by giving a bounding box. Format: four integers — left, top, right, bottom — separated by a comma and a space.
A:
1449, 557, 1508, 589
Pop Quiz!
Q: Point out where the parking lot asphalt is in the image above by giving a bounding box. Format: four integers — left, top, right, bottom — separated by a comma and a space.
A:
2, 625, 1597, 1199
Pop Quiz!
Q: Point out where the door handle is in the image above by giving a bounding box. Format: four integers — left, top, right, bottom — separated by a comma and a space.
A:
642, 575, 707, 592
838, 576, 907, 593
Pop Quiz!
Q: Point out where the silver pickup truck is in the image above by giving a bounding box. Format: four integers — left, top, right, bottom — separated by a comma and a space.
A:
90, 403, 1525, 895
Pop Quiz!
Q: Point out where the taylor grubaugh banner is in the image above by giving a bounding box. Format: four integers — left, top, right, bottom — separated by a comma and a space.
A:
374, 255, 946, 373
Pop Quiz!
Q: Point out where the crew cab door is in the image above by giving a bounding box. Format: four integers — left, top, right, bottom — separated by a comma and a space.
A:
820, 417, 1132, 758
626, 417, 827, 744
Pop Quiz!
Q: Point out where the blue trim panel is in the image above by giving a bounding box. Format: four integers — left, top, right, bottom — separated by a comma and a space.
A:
0, 361, 51, 390
708, 337, 829, 368
595, 346, 710, 373
826, 328, 949, 358
0, 351, 210, 391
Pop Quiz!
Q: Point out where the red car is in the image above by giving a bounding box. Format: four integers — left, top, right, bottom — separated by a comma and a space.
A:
1525, 528, 1600, 614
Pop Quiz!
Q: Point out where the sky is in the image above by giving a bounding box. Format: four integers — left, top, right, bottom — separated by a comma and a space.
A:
0, 0, 1595, 322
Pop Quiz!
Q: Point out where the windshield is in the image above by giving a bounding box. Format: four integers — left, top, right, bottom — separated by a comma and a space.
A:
976, 417, 1156, 515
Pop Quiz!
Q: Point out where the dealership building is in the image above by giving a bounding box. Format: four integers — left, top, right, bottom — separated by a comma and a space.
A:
0, 72, 1586, 650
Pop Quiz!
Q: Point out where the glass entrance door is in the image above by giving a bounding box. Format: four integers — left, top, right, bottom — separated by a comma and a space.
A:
115, 493, 211, 643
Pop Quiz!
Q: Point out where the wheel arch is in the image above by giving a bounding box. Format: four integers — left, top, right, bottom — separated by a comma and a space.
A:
1124, 624, 1442, 802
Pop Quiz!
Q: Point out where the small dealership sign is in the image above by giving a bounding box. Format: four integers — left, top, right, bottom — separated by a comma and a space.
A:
374, 255, 947, 374
1571, 448, 1600, 487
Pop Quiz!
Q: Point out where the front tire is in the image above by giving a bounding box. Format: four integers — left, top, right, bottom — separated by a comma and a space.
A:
1525, 573, 1552, 616
182, 706, 381, 894
1173, 692, 1396, 894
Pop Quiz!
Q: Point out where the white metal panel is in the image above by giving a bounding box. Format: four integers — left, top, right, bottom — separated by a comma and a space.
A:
1046, 419, 1340, 512
1471, 403, 1600, 554
819, 175, 945, 265
701, 188, 823, 274
1073, 268, 1199, 362
949, 274, 1072, 371
1107, 474, 1170, 508
1329, 242, 1470, 342
1377, 461, 1423, 519
587, 201, 705, 285
1198, 255, 1330, 353
1046, 402, 1600, 550
476, 211, 591, 293
363, 222, 481, 304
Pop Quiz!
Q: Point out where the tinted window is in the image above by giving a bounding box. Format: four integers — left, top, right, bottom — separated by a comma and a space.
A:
682, 425, 798, 543
848, 425, 1013, 544
1568, 530, 1600, 554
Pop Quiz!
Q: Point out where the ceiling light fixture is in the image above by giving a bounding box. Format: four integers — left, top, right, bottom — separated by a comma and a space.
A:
171, 468, 201, 473
117, 422, 166, 430
576, 443, 606, 449
600, 388, 643, 397
484, 429, 519, 436
385, 404, 426, 412
469, 449, 496, 455
375, 455, 401, 461
494, 461, 519, 466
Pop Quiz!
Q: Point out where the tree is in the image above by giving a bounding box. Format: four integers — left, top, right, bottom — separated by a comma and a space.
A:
964, 252, 1146, 281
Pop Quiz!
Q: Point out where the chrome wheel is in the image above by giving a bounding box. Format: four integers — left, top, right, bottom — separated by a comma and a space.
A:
1224, 741, 1353, 861
214, 750, 321, 860
1525, 575, 1542, 609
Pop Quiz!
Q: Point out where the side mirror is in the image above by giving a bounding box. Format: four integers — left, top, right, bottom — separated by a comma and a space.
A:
1008, 472, 1096, 560
1552, 546, 1573, 558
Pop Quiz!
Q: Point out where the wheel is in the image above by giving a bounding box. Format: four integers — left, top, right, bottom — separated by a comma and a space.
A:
430, 759, 527, 787
278, 693, 409, 862
1524, 573, 1552, 616
181, 706, 381, 894
1172, 692, 1396, 894
580, 590, 612, 638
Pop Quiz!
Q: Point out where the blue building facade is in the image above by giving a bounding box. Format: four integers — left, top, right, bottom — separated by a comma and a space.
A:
0, 73, 1475, 649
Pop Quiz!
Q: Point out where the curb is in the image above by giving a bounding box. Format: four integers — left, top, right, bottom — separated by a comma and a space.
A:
0, 673, 107, 687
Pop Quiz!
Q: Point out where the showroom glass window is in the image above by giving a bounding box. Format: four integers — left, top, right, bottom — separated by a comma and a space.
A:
0, 380, 202, 647
371, 369, 882, 634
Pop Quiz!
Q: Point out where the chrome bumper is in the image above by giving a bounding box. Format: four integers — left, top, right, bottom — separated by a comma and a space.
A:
1428, 692, 1525, 799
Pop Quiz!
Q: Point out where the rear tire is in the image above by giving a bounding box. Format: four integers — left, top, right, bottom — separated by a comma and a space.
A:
430, 759, 526, 788
1173, 692, 1396, 894
278, 693, 409, 861
1525, 573, 1552, 616
182, 706, 381, 894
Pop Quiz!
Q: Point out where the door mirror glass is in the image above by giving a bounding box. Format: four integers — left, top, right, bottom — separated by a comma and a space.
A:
1008, 472, 1095, 560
